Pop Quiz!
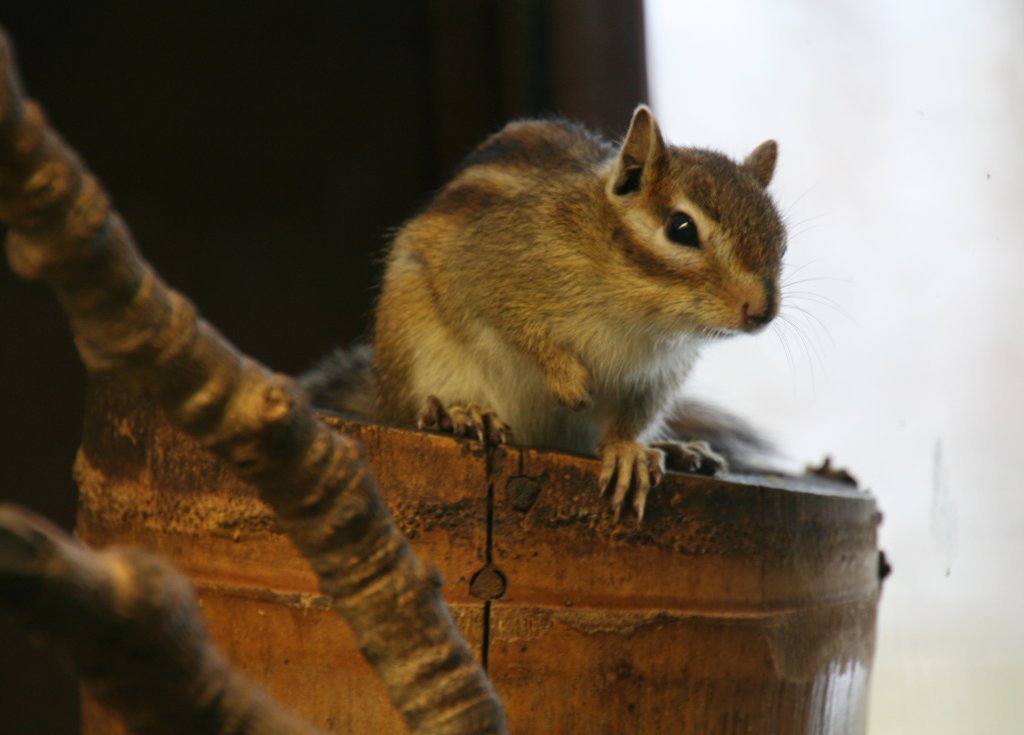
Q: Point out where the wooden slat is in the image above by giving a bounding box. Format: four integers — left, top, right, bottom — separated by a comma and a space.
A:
77, 377, 881, 734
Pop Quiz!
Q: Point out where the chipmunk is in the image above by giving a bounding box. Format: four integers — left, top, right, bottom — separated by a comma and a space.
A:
301, 105, 785, 520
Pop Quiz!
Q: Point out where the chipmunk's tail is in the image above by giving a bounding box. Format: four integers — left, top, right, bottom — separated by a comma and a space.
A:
661, 398, 781, 474
298, 343, 379, 420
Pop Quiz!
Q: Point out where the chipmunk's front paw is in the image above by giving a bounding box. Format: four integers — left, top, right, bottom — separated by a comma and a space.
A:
598, 440, 666, 522
416, 395, 512, 445
651, 440, 728, 475
543, 355, 594, 411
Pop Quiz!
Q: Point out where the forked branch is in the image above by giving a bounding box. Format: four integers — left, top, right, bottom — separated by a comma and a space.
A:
0, 504, 323, 735
0, 27, 505, 735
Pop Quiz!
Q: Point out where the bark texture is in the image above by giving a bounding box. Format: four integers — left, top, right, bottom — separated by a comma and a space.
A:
0, 27, 505, 735
0, 504, 324, 735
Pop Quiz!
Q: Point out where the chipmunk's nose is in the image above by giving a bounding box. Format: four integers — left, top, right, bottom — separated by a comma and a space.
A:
736, 277, 778, 332
742, 302, 771, 329
741, 286, 778, 330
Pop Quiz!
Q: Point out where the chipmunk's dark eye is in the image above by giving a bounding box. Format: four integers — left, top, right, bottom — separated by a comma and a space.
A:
666, 212, 700, 247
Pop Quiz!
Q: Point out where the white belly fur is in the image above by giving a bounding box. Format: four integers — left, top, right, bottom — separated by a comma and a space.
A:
409, 316, 702, 455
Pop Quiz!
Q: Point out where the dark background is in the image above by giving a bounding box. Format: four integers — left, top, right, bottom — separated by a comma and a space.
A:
0, 2, 646, 732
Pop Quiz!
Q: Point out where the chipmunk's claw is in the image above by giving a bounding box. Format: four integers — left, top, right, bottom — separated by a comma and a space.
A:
417, 395, 448, 431
652, 439, 728, 475
417, 395, 512, 445
598, 440, 667, 522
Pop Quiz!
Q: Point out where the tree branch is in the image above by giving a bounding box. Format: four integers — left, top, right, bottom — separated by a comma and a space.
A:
0, 27, 505, 735
0, 504, 324, 735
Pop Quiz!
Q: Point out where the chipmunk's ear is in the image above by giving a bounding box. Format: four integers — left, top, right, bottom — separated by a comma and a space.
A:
609, 104, 666, 196
744, 140, 778, 187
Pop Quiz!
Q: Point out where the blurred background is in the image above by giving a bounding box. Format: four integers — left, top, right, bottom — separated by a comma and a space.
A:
646, 0, 1024, 732
2, 1, 1021, 732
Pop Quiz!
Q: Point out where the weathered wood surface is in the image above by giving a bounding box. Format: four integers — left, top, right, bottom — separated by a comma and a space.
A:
77, 377, 883, 735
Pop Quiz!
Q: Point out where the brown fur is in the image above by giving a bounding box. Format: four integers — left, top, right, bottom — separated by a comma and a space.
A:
308, 106, 787, 518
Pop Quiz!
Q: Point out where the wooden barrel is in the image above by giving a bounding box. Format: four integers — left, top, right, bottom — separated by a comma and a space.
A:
75, 377, 883, 734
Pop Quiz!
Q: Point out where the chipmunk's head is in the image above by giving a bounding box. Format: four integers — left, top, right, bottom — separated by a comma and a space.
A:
604, 105, 785, 338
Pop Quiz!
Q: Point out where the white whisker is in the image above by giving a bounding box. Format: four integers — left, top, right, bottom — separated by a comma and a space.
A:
783, 302, 837, 346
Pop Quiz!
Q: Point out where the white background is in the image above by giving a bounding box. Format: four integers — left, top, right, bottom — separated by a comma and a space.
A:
646, 0, 1023, 731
